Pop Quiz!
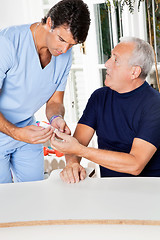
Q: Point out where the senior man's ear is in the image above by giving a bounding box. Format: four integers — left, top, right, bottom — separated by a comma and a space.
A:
131, 66, 142, 80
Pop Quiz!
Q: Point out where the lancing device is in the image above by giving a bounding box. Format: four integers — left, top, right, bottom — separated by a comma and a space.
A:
36, 121, 63, 141
36, 121, 53, 129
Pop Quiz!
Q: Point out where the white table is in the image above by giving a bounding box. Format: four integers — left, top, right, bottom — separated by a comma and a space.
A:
0, 170, 160, 239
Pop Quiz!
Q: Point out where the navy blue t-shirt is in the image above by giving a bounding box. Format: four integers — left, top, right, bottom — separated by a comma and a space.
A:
79, 82, 160, 177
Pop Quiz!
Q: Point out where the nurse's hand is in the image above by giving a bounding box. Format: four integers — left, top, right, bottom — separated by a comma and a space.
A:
14, 125, 54, 144
50, 116, 71, 135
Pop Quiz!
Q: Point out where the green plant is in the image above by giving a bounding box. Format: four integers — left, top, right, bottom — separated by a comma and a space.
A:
106, 0, 159, 13
105, 0, 144, 13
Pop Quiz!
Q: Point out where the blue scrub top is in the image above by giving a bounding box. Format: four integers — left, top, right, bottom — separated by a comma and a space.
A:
0, 24, 72, 149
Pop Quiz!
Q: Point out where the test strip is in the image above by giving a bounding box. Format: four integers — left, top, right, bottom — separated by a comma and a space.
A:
38, 121, 58, 133
39, 121, 51, 128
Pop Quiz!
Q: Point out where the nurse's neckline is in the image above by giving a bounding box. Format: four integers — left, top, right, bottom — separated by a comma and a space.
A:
30, 23, 52, 69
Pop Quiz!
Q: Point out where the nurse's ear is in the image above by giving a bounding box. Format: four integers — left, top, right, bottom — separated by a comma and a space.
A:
46, 17, 53, 32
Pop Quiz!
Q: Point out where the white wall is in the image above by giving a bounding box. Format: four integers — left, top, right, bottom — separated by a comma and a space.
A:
0, 0, 44, 28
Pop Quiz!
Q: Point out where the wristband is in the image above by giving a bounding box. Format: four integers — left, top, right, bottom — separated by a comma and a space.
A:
49, 115, 63, 125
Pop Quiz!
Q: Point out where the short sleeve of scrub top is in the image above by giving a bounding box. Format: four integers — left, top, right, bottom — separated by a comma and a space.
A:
0, 36, 14, 88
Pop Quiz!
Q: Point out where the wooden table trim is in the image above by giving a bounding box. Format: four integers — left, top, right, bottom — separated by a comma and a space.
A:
1, 219, 160, 228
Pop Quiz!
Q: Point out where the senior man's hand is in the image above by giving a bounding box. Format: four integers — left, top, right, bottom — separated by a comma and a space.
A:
60, 162, 86, 183
51, 130, 86, 183
51, 130, 83, 155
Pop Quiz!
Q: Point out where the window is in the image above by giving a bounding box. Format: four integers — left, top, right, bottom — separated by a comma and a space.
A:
146, 0, 160, 62
94, 1, 122, 86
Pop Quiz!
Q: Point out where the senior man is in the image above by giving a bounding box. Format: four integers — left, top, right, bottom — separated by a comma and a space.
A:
51, 37, 160, 183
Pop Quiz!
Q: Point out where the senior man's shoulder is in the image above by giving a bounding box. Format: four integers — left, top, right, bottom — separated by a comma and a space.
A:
88, 86, 114, 104
92, 86, 111, 96
145, 82, 160, 100
141, 82, 160, 114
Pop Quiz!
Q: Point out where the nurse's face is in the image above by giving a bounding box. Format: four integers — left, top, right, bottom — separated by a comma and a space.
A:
46, 24, 77, 57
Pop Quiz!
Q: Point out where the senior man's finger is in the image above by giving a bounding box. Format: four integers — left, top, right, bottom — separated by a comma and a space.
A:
80, 167, 86, 181
73, 166, 81, 183
60, 168, 73, 183
67, 165, 82, 183
60, 169, 71, 183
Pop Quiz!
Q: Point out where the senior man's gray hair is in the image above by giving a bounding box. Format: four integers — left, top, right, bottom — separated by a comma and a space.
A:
120, 37, 154, 79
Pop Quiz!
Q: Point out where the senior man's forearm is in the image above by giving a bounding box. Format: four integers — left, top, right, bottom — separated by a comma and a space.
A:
76, 145, 144, 176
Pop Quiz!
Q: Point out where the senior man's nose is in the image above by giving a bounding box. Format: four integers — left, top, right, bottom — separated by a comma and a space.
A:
105, 57, 112, 68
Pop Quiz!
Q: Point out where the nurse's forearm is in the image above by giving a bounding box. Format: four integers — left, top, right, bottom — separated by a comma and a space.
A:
0, 112, 18, 139
0, 112, 54, 144
46, 102, 65, 121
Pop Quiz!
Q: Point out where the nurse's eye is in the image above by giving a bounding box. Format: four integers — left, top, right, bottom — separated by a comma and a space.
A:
59, 36, 65, 42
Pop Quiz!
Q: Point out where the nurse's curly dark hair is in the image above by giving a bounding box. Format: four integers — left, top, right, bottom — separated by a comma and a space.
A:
41, 0, 90, 43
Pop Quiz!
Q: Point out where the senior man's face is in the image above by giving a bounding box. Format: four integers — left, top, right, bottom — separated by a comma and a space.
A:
104, 42, 135, 93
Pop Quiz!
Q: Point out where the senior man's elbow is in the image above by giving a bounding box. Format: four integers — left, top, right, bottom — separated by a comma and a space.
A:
129, 164, 144, 176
